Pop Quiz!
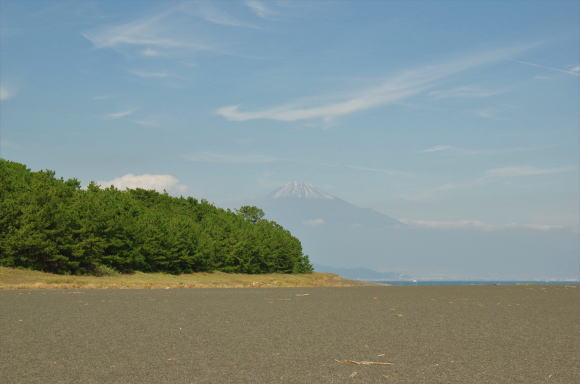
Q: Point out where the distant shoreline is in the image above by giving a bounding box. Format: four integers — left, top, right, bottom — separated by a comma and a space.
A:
367, 280, 580, 286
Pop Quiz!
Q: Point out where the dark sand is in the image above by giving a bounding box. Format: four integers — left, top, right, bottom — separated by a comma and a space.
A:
1, 285, 579, 383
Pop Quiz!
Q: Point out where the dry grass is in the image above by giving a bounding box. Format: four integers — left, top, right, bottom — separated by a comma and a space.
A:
0, 266, 374, 289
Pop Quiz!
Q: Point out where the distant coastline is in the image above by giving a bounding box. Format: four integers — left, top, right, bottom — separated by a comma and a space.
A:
369, 280, 580, 286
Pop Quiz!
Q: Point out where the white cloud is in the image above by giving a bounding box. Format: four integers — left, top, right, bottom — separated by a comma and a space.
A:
0, 85, 14, 101
217, 43, 535, 123
0, 139, 19, 150
132, 119, 160, 127
399, 218, 565, 232
83, 6, 221, 56
103, 109, 136, 120
98, 173, 188, 193
93, 95, 113, 101
483, 166, 575, 178
476, 108, 499, 119
141, 48, 162, 57
513, 59, 580, 77
244, 0, 277, 19
196, 3, 258, 28
421, 145, 456, 153
303, 218, 325, 227
130, 70, 171, 78
420, 145, 530, 156
401, 182, 475, 202
346, 165, 412, 177
182, 152, 278, 164
402, 165, 575, 202
429, 85, 505, 99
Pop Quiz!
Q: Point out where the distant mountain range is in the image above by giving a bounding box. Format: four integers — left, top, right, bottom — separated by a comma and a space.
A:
313, 265, 409, 281
249, 182, 579, 281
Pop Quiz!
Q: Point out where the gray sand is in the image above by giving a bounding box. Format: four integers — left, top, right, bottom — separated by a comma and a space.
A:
1, 285, 579, 383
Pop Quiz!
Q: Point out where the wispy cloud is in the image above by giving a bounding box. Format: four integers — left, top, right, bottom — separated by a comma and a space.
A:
83, 6, 222, 56
182, 152, 278, 164
428, 85, 506, 99
0, 139, 20, 151
420, 145, 530, 156
483, 166, 575, 178
402, 165, 575, 202
303, 218, 325, 227
400, 218, 565, 232
513, 59, 580, 77
217, 44, 535, 123
195, 2, 258, 28
93, 95, 113, 101
132, 119, 160, 127
244, 0, 277, 19
103, 109, 136, 120
346, 165, 412, 177
475, 108, 501, 119
141, 48, 163, 57
130, 70, 171, 78
98, 173, 188, 193
0, 85, 15, 101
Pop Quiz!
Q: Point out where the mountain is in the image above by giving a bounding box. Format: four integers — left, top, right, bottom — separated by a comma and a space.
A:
249, 182, 579, 281
269, 181, 336, 200
260, 182, 400, 229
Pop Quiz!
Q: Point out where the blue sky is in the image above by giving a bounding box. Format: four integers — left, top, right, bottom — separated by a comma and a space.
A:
1, 0, 578, 231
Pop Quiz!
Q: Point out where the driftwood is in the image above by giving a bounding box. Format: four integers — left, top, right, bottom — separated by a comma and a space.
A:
335, 359, 393, 366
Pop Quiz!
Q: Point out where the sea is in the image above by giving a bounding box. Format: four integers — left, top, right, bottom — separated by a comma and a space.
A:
370, 280, 580, 286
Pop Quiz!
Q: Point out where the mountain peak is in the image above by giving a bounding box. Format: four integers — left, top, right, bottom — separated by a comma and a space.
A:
270, 182, 336, 200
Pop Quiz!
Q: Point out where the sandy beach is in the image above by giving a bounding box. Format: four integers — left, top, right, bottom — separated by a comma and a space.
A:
1, 285, 579, 383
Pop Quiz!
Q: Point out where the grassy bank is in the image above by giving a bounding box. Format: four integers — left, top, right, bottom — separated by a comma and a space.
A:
0, 267, 372, 289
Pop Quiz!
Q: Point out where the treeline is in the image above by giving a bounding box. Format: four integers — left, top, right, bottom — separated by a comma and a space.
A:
0, 160, 312, 275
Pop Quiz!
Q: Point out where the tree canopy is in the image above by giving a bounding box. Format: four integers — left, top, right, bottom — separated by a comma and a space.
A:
0, 159, 313, 275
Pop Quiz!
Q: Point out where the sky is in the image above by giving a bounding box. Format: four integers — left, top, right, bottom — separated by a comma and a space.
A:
1, 0, 579, 232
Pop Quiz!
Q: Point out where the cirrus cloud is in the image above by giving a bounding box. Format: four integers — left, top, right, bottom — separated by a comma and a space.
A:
399, 218, 566, 232
182, 152, 278, 164
217, 43, 536, 123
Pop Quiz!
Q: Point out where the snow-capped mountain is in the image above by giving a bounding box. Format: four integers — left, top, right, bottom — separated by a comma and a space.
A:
260, 182, 400, 229
247, 182, 578, 280
270, 182, 336, 200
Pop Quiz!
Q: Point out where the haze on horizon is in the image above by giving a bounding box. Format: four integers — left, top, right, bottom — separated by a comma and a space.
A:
1, 0, 578, 279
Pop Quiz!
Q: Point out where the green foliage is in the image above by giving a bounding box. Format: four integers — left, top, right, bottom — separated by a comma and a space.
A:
0, 159, 313, 275
236, 205, 265, 224
93, 264, 120, 277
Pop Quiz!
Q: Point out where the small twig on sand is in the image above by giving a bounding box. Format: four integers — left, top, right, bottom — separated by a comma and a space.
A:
335, 359, 393, 366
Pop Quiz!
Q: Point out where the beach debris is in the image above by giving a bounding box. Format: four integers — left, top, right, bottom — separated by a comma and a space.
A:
350, 371, 358, 377
167, 358, 177, 361
377, 354, 385, 357
335, 359, 393, 366
394, 314, 403, 317
295, 293, 311, 296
